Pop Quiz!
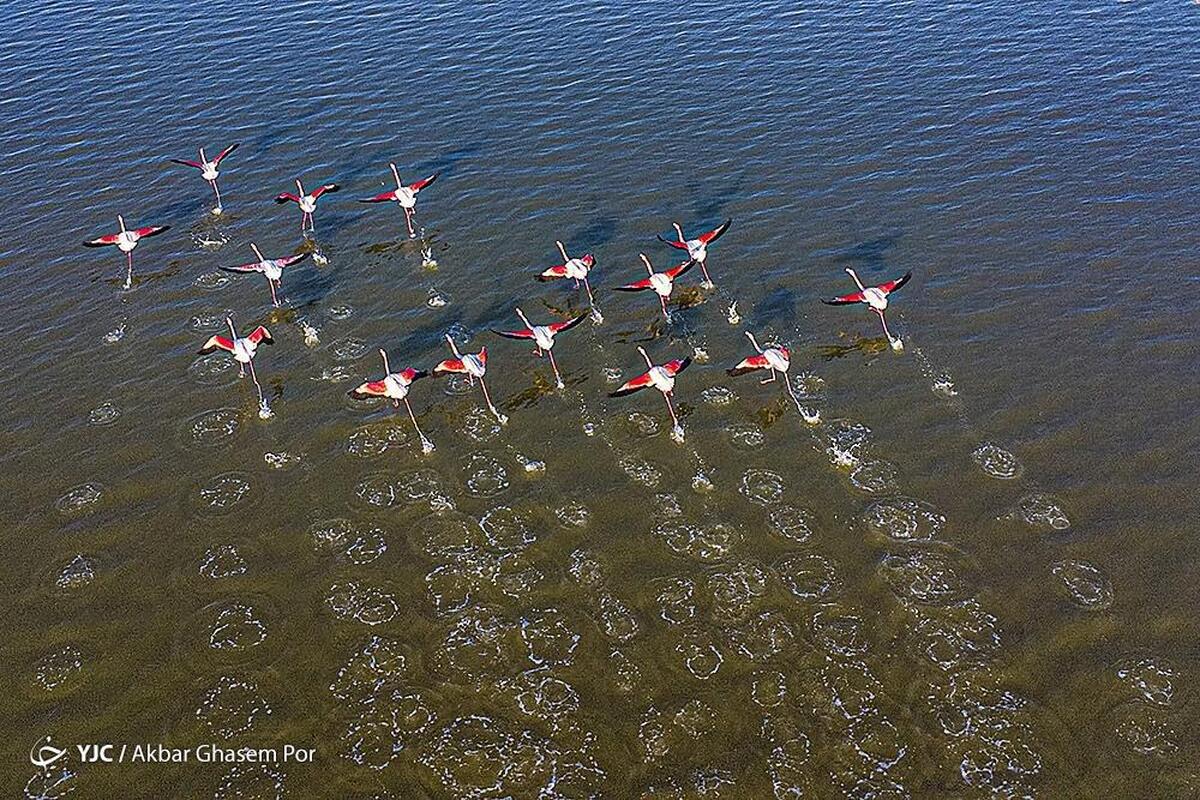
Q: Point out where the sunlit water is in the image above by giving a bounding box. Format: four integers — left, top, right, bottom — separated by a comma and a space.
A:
3, 1, 1199, 798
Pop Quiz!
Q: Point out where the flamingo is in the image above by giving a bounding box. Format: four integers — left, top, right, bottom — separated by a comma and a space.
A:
536, 240, 599, 310
821, 268, 912, 350
610, 346, 692, 442
492, 308, 587, 389
82, 215, 170, 290
198, 317, 274, 414
169, 143, 238, 213
358, 163, 438, 238
274, 179, 339, 234
728, 331, 818, 421
219, 243, 309, 307
613, 254, 693, 320
348, 349, 435, 454
658, 219, 731, 288
432, 335, 507, 424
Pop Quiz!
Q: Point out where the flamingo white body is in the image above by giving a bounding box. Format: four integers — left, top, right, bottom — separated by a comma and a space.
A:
492, 308, 587, 389
610, 346, 692, 442
822, 268, 912, 351
359, 163, 439, 238
82, 214, 170, 289
728, 331, 819, 423
198, 317, 274, 415
275, 179, 339, 233
659, 219, 731, 288
220, 243, 309, 307
169, 143, 238, 213
349, 349, 435, 453
433, 335, 506, 424
614, 253, 693, 320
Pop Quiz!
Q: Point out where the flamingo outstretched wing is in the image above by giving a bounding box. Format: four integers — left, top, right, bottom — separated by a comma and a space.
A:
82, 232, 121, 247
198, 335, 235, 354
133, 225, 169, 238
310, 184, 340, 199
398, 368, 427, 384
274, 192, 301, 204
822, 290, 866, 306
614, 277, 655, 292
247, 326, 273, 345
409, 172, 439, 192
213, 143, 239, 164
169, 157, 204, 169
348, 380, 390, 399
492, 327, 536, 340
358, 190, 397, 203
663, 357, 691, 377
277, 252, 310, 268
698, 219, 732, 244
220, 261, 265, 274
664, 261, 694, 280
879, 272, 912, 295
657, 234, 690, 250
727, 354, 770, 376
433, 358, 468, 376
548, 314, 588, 334
610, 371, 655, 397
536, 264, 569, 281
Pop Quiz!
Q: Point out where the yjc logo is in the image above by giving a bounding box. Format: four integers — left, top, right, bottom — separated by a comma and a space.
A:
29, 736, 67, 770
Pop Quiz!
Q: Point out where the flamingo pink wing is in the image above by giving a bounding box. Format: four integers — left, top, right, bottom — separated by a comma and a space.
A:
822, 290, 865, 306
83, 232, 121, 247
493, 327, 536, 340
220, 261, 265, 274
698, 219, 732, 244
727, 354, 769, 376
247, 326, 273, 345
409, 172, 439, 192
213, 143, 239, 164
310, 184, 340, 199
133, 225, 169, 238
433, 358, 467, 376
199, 335, 235, 354
614, 277, 654, 291
657, 234, 689, 250
663, 357, 692, 377
358, 190, 397, 203
548, 315, 587, 334
537, 264, 569, 281
664, 261, 694, 280
278, 252, 310, 268
348, 379, 390, 398
610, 370, 654, 397
169, 158, 204, 169
878, 272, 912, 295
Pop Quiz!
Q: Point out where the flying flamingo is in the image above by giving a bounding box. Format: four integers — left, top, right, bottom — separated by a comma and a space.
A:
169, 143, 238, 213
219, 243, 309, 307
82, 215, 170, 290
822, 268, 912, 351
610, 346, 692, 442
198, 317, 274, 416
432, 335, 507, 424
658, 219, 731, 288
492, 308, 587, 389
536, 241, 600, 318
613, 254, 693, 320
727, 331, 819, 423
348, 349, 435, 454
358, 163, 439, 238
274, 179, 340, 234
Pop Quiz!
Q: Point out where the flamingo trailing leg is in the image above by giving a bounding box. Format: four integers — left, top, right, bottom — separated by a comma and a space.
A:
349, 349, 435, 454
82, 215, 170, 290
492, 307, 587, 390
433, 335, 507, 424
821, 268, 911, 351
610, 346, 691, 443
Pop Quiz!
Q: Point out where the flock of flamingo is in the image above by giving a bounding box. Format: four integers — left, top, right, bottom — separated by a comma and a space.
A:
82, 142, 913, 447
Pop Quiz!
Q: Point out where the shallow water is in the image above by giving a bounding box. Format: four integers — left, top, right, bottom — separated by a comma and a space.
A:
3, 1, 1199, 797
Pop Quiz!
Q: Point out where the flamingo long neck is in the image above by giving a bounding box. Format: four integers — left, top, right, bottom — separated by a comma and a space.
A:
250, 243, 264, 262
745, 331, 763, 354
640, 254, 654, 276
445, 335, 462, 359
515, 308, 532, 329
637, 346, 654, 370
226, 318, 237, 340
555, 240, 569, 262
295, 179, 305, 196
390, 163, 402, 189
380, 349, 391, 376
117, 215, 126, 233
199, 147, 208, 163
673, 222, 685, 242
846, 268, 866, 292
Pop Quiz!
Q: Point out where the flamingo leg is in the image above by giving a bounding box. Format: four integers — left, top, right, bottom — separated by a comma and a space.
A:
761, 369, 776, 385
658, 294, 669, 320
404, 397, 435, 453
268, 279, 279, 307
548, 349, 564, 389
211, 180, 223, 209
124, 251, 133, 290
247, 358, 266, 406
698, 259, 713, 286
583, 277, 597, 306
877, 310, 894, 342
663, 391, 684, 442
478, 377, 507, 424
404, 208, 415, 238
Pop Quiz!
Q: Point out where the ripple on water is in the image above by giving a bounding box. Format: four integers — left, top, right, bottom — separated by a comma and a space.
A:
55, 483, 103, 514
209, 603, 268, 651
701, 386, 737, 406
879, 549, 972, 606
740, 468, 785, 505
971, 443, 1022, 480
725, 422, 765, 449
196, 676, 272, 740
812, 607, 871, 658
194, 472, 253, 515
87, 401, 120, 426
326, 581, 398, 626
330, 635, 408, 704
465, 453, 510, 497
193, 271, 231, 291
520, 608, 581, 667
481, 506, 540, 552
1017, 492, 1071, 530
554, 500, 590, 528
56, 554, 96, 590
626, 411, 661, 437
752, 670, 788, 708
708, 561, 769, 623
654, 519, 741, 563
34, 645, 84, 691
328, 304, 353, 320
676, 630, 724, 679
24, 766, 77, 800
200, 544, 247, 579
849, 460, 899, 494
1115, 657, 1176, 707
909, 599, 1000, 671
213, 764, 285, 800
728, 609, 796, 661
309, 518, 388, 565
860, 497, 946, 542
774, 552, 841, 601
655, 577, 697, 626
1051, 559, 1113, 610
461, 405, 502, 441
1112, 701, 1178, 759
618, 455, 662, 487
327, 336, 370, 362
188, 352, 239, 385
825, 420, 873, 467
442, 374, 477, 397
346, 422, 409, 458
767, 505, 818, 544
180, 408, 242, 450
355, 469, 453, 512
